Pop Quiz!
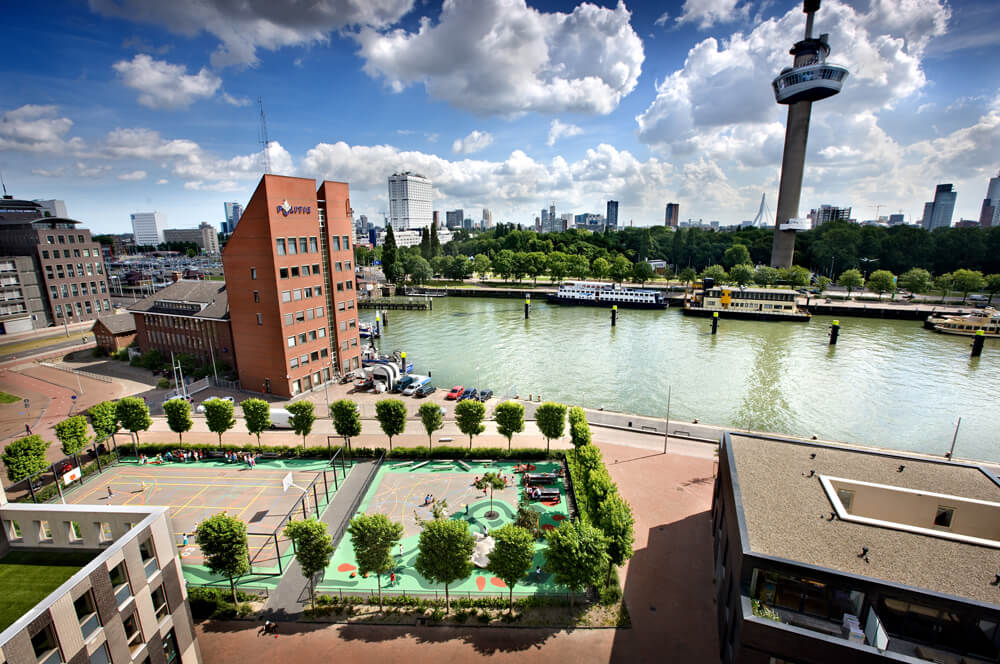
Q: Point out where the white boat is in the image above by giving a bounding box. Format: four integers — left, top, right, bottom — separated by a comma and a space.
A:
683, 285, 810, 321
924, 307, 1000, 337
546, 281, 668, 309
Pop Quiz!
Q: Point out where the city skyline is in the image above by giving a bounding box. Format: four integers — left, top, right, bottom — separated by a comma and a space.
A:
1, 0, 998, 234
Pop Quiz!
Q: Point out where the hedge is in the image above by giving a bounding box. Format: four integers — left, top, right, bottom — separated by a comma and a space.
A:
188, 587, 256, 620
123, 442, 564, 462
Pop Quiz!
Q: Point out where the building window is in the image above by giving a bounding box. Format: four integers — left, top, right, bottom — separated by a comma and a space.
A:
337, 282, 344, 292
295, 311, 305, 323
151, 585, 168, 621
313, 263, 320, 274
251, 268, 257, 280
74, 590, 101, 640
256, 313, 263, 325
89, 643, 110, 664
308, 331, 317, 341
309, 237, 318, 252
345, 261, 352, 271
342, 235, 350, 250
293, 289, 302, 300
310, 351, 319, 361
287, 337, 295, 347
78, 235, 84, 243
31, 625, 61, 664
291, 266, 299, 277
306, 309, 314, 320
304, 287, 312, 297
47, 235, 55, 244
934, 506, 954, 528
73, 249, 81, 257
276, 238, 286, 255
300, 354, 308, 366
290, 358, 298, 369
292, 380, 301, 395
280, 268, 288, 279
320, 348, 328, 358
299, 237, 308, 253
337, 302, 345, 311
347, 281, 353, 290
97, 521, 113, 543
284, 313, 293, 326
339, 321, 347, 331
335, 261, 342, 272
253, 290, 260, 303
122, 611, 144, 653
332, 236, 341, 251
315, 285, 322, 295
315, 306, 324, 317
41, 250, 49, 259
302, 265, 310, 276
298, 333, 306, 344
281, 290, 291, 302
162, 628, 180, 664
109, 561, 132, 605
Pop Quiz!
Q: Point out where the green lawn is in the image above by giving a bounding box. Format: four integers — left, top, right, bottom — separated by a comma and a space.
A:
0, 392, 22, 404
0, 550, 97, 630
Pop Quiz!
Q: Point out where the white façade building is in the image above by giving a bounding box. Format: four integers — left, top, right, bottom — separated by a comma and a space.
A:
387, 172, 432, 232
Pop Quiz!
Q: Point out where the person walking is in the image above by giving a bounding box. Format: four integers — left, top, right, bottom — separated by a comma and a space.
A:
389, 572, 396, 587
106, 485, 113, 499
182, 533, 188, 547
24, 423, 31, 435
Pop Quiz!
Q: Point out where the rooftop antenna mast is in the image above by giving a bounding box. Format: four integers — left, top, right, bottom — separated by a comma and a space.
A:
0, 170, 8, 198
258, 97, 271, 175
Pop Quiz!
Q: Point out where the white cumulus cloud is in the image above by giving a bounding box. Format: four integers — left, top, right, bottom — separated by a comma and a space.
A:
547, 119, 583, 146
0, 105, 85, 154
118, 169, 148, 180
113, 55, 221, 110
452, 130, 493, 154
356, 0, 644, 116
676, 0, 749, 29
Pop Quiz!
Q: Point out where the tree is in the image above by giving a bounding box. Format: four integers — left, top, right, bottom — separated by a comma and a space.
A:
374, 398, 407, 450
701, 264, 728, 283
287, 401, 315, 449
414, 518, 475, 613
331, 399, 362, 454
815, 276, 831, 293
678, 267, 697, 287
116, 397, 151, 444
729, 263, 754, 287
867, 269, 896, 300
546, 251, 569, 283
487, 524, 535, 613
2, 435, 50, 482
567, 254, 590, 280
284, 519, 335, 610
455, 399, 486, 450
753, 265, 779, 286
419, 226, 431, 260
544, 520, 609, 609
723, 243, 751, 268
472, 253, 491, 280
203, 398, 236, 448
898, 267, 932, 294
934, 272, 954, 299
241, 398, 271, 450
780, 265, 811, 288
494, 400, 525, 451
631, 261, 654, 285
87, 401, 118, 441
951, 268, 985, 302
591, 257, 610, 281
492, 249, 516, 282
382, 225, 398, 283
984, 273, 1000, 303
609, 256, 632, 285
417, 401, 443, 450
196, 513, 250, 605
430, 223, 441, 257
838, 268, 864, 296
534, 402, 567, 453
348, 514, 403, 611
162, 399, 192, 444
597, 493, 635, 587
475, 472, 506, 519
408, 256, 433, 284
53, 415, 91, 456
523, 251, 547, 284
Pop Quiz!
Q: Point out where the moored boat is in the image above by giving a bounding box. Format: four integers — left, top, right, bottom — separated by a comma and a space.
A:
545, 281, 668, 309
923, 307, 1000, 337
683, 285, 810, 321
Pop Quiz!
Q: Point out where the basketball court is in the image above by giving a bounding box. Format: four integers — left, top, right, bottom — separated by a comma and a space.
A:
62, 457, 349, 588
321, 459, 571, 596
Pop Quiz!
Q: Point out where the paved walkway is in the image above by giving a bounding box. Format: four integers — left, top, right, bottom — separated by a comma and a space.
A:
264, 458, 380, 618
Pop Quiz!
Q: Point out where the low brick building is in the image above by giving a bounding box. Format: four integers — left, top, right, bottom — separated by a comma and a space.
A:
92, 313, 137, 353
127, 281, 236, 371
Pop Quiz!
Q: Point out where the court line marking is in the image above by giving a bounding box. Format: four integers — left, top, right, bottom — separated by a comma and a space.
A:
235, 485, 269, 521
172, 486, 210, 515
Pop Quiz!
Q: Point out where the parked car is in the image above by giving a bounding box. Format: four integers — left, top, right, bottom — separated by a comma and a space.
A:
445, 385, 464, 400
403, 377, 430, 396
269, 408, 293, 428
160, 394, 192, 410
414, 383, 437, 397
393, 375, 418, 393
459, 388, 478, 401
196, 396, 235, 413
478, 389, 493, 402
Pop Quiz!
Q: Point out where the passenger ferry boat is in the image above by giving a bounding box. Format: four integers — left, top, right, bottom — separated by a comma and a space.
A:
923, 307, 1000, 338
683, 285, 810, 321
546, 281, 668, 309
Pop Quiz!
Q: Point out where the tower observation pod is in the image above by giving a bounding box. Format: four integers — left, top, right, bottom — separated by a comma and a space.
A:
769, 0, 849, 268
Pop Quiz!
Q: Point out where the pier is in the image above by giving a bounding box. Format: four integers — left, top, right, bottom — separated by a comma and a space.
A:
357, 298, 431, 311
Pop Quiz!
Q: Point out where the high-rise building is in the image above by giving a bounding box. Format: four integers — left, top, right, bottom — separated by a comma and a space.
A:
808, 205, 851, 228
549, 204, 556, 223
32, 199, 67, 218
200, 222, 220, 255
130, 211, 163, 246
433, 210, 440, 228
223, 174, 361, 397
387, 172, 433, 232
224, 201, 243, 233
482, 208, 492, 228
888, 213, 905, 226
606, 201, 619, 228
445, 209, 464, 229
978, 171, 1000, 227
665, 203, 680, 227
921, 184, 957, 230
0, 198, 111, 331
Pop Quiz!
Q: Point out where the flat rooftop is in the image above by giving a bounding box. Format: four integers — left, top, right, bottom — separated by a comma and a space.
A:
729, 434, 1000, 606
0, 550, 99, 631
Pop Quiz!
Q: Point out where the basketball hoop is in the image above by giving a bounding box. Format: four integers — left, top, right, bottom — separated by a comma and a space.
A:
281, 472, 307, 493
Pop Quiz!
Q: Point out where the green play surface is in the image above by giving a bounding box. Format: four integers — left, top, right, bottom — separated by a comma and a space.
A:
0, 550, 97, 630
320, 459, 570, 597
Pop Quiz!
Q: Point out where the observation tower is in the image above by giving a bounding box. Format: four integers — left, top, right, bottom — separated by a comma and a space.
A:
769, 0, 849, 268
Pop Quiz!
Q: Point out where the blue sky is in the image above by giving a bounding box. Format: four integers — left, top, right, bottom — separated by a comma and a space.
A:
1, 0, 998, 234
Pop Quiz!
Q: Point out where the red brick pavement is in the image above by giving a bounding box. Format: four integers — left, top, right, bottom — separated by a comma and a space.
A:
195, 442, 719, 663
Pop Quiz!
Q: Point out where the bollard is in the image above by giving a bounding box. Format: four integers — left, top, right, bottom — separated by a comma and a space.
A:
971, 329, 985, 357
383, 311, 389, 329
829, 319, 840, 345
611, 305, 617, 327
525, 295, 530, 319
375, 313, 380, 337
711, 311, 719, 335
400, 351, 407, 373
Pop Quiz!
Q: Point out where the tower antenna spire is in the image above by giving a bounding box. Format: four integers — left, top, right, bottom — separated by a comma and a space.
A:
258, 97, 272, 175
0, 170, 8, 198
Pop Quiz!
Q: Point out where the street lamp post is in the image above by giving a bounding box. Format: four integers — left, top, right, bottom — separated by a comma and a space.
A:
859, 257, 878, 279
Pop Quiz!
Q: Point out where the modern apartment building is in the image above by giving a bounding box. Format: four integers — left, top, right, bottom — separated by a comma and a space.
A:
161, 224, 219, 255
665, 202, 680, 228
0, 499, 201, 664
223, 202, 243, 235
482, 208, 492, 229
0, 256, 49, 333
223, 175, 361, 397
606, 201, 619, 229
713, 432, 1000, 663
978, 172, 1000, 228
0, 198, 111, 330
920, 184, 957, 231
809, 205, 852, 228
445, 209, 464, 230
130, 213, 164, 247
387, 172, 432, 232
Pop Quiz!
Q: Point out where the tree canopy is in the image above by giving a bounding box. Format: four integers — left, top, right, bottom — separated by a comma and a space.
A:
544, 520, 609, 609
241, 398, 271, 449
494, 400, 525, 451
116, 397, 151, 443
54, 415, 91, 455
534, 402, 567, 453
347, 514, 403, 611
196, 513, 250, 605
417, 401, 443, 449
287, 401, 316, 448
454, 399, 486, 449
87, 401, 118, 441
414, 518, 475, 613
487, 524, 535, 613
284, 519, 335, 609
374, 398, 407, 450
331, 399, 362, 453
203, 398, 236, 448
2, 435, 50, 482
162, 399, 192, 443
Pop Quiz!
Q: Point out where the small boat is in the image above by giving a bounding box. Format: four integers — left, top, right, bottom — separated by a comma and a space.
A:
359, 322, 379, 339
361, 346, 413, 373
923, 307, 1000, 337
683, 285, 810, 321
546, 281, 668, 309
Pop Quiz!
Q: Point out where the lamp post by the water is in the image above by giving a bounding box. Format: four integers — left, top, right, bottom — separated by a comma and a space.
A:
859, 257, 878, 279
663, 385, 672, 454
947, 417, 962, 459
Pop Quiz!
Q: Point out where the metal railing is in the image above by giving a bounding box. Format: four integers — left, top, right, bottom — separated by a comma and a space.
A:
329, 452, 384, 548
37, 362, 113, 383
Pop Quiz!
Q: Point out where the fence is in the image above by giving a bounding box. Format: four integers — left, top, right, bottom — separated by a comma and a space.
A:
328, 451, 384, 550
37, 362, 114, 383
5, 432, 122, 504
314, 587, 579, 604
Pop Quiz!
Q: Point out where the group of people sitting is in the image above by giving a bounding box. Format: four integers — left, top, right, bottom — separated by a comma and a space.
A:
139, 450, 202, 464
422, 494, 436, 505
226, 451, 257, 468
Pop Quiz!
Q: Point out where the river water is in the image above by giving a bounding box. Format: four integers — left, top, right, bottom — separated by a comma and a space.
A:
363, 297, 999, 462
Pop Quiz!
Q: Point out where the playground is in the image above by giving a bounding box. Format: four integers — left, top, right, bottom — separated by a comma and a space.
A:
62, 456, 350, 588
321, 459, 571, 596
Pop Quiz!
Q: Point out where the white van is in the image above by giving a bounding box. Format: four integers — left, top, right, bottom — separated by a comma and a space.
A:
269, 407, 293, 428
403, 376, 430, 396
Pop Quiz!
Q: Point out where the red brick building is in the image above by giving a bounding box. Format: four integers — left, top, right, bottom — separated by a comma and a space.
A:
223, 175, 361, 397
91, 312, 136, 353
